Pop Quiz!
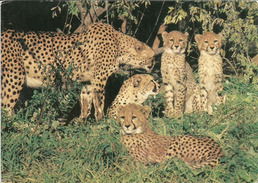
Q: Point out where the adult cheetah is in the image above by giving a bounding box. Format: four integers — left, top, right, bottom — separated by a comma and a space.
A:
1, 23, 155, 121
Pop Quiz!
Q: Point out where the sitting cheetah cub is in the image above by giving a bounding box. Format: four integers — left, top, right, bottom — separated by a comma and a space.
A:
195, 32, 226, 114
161, 31, 189, 118
108, 74, 159, 119
118, 104, 224, 168
161, 31, 206, 117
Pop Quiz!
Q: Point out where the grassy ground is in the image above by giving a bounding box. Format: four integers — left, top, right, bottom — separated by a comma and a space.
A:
1, 76, 258, 183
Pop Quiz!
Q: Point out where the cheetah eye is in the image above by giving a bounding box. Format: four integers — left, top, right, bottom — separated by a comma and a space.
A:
214, 40, 218, 43
204, 41, 208, 44
132, 116, 137, 120
135, 44, 143, 52
179, 39, 183, 42
133, 78, 141, 87
120, 116, 125, 120
170, 39, 174, 42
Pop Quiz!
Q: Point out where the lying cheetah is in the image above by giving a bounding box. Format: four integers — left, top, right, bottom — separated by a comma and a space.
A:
1, 23, 155, 121
195, 32, 225, 114
108, 74, 159, 119
118, 104, 224, 168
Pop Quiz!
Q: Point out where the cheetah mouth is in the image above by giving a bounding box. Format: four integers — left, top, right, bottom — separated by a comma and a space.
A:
206, 48, 219, 55
122, 125, 141, 135
172, 48, 185, 54
121, 128, 134, 135
119, 65, 149, 74
133, 62, 155, 73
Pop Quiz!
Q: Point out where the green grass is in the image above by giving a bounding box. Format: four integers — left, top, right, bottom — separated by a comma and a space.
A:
2, 76, 258, 183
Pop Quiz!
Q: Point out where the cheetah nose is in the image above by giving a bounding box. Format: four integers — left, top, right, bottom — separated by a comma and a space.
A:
147, 64, 153, 70
210, 46, 214, 50
175, 45, 179, 49
146, 60, 155, 73
125, 125, 130, 128
153, 85, 158, 93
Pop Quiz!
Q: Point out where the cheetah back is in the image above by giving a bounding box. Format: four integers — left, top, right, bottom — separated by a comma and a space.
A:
166, 135, 224, 169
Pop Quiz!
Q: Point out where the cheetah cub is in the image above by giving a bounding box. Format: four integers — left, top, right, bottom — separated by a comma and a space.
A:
161, 31, 198, 117
161, 31, 188, 118
195, 32, 226, 114
118, 104, 224, 168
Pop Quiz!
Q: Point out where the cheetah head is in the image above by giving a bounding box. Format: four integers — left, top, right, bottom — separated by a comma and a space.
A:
117, 33, 155, 73
195, 32, 222, 55
119, 74, 159, 104
162, 31, 189, 54
108, 74, 159, 119
117, 104, 151, 135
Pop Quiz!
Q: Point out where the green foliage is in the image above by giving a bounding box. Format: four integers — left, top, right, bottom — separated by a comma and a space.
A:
2, 77, 258, 182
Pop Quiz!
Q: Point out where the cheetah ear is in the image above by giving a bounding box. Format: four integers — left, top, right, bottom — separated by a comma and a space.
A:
161, 31, 168, 41
140, 105, 151, 119
133, 77, 142, 87
195, 34, 202, 45
184, 32, 189, 38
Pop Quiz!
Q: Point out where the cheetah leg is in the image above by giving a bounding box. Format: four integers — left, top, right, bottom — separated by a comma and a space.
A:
196, 148, 224, 168
93, 89, 105, 122
222, 94, 226, 105
216, 82, 226, 106
190, 85, 208, 113
90, 54, 118, 121
192, 86, 200, 112
199, 88, 208, 112
1, 52, 25, 116
173, 83, 186, 117
207, 97, 213, 115
1, 74, 25, 116
163, 83, 174, 118
184, 94, 192, 113
200, 84, 213, 114
215, 75, 224, 106
80, 85, 94, 120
